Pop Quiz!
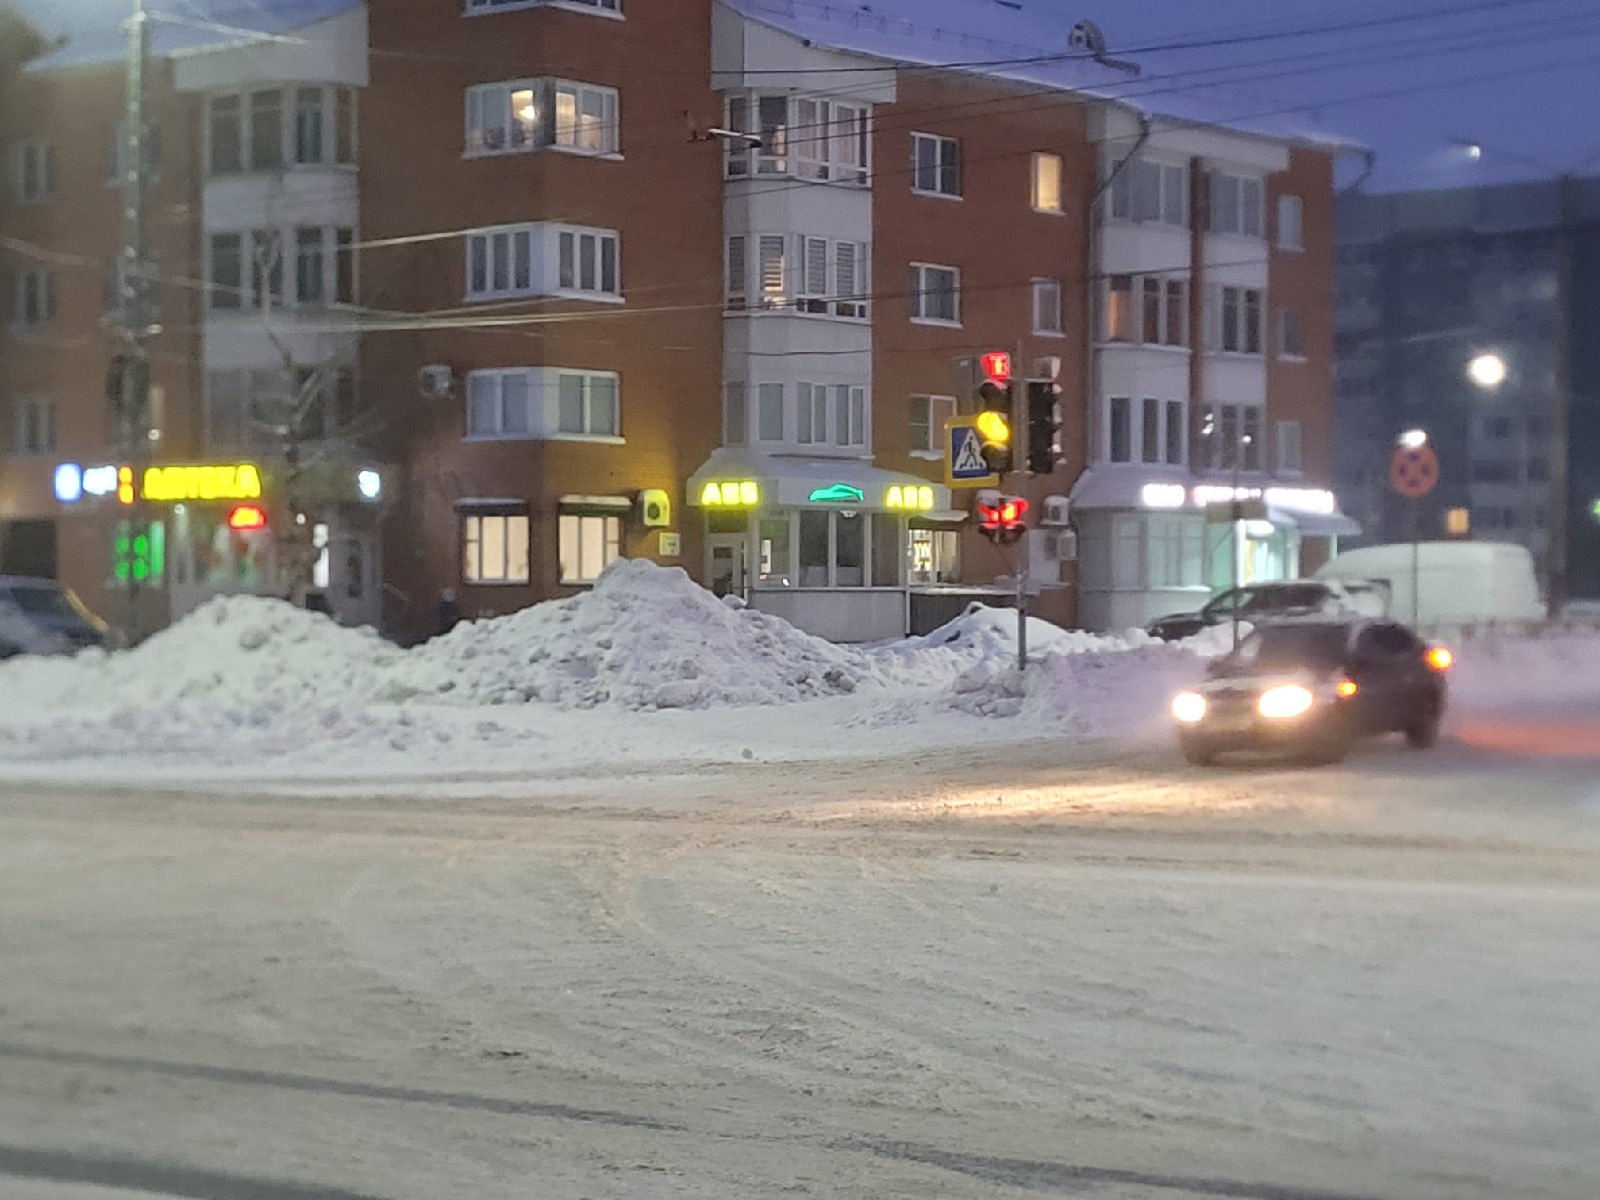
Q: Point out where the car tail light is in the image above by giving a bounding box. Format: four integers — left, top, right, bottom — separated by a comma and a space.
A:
1426, 646, 1453, 672
1335, 678, 1359, 698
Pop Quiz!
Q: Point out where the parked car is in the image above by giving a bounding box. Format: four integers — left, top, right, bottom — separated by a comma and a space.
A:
0, 576, 116, 658
1146, 579, 1389, 642
1314, 541, 1546, 628
1169, 618, 1452, 766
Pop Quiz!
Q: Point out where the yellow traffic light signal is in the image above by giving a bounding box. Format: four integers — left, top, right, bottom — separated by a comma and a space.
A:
974, 410, 1010, 445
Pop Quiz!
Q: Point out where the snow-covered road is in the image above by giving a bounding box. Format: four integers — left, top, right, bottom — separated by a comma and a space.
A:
2, 720, 1597, 1200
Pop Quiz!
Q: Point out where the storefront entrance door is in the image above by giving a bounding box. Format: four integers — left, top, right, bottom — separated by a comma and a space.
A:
707, 534, 747, 598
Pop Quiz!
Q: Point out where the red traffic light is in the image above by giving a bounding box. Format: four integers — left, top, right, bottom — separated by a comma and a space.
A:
998, 497, 1028, 525
227, 504, 269, 531
979, 351, 1012, 383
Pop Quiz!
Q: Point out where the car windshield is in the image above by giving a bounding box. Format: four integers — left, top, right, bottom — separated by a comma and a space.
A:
1, 584, 92, 624
1227, 623, 1351, 673
1205, 584, 1329, 616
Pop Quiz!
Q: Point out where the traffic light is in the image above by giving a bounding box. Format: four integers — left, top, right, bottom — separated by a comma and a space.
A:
975, 351, 1013, 473
112, 520, 165, 585
227, 504, 269, 531
976, 492, 1029, 546
1026, 380, 1063, 476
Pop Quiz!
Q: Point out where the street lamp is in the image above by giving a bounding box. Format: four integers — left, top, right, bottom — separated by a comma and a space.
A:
1467, 352, 1507, 391
1396, 429, 1428, 623
1398, 428, 1428, 450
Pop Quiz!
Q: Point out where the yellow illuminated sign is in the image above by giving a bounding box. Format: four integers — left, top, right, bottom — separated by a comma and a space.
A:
142, 463, 263, 504
700, 480, 760, 507
885, 485, 936, 511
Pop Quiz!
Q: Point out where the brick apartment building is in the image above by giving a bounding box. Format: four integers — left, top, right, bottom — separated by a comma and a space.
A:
1, 0, 1358, 644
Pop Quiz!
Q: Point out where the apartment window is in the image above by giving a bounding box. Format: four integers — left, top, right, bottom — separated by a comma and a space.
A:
1105, 275, 1186, 345
335, 88, 356, 162
725, 236, 747, 310
794, 98, 869, 184
10, 397, 53, 455
466, 369, 535, 438
559, 512, 622, 585
1109, 396, 1132, 463
556, 370, 620, 436
795, 235, 870, 318
1141, 398, 1162, 465
756, 95, 788, 174
295, 227, 327, 303
1108, 157, 1187, 226
834, 384, 867, 448
1276, 420, 1304, 474
334, 228, 356, 304
555, 81, 619, 154
1105, 274, 1133, 342
249, 91, 283, 169
909, 395, 957, 455
1278, 194, 1304, 250
294, 87, 325, 164
10, 269, 55, 327
209, 233, 243, 309
1208, 285, 1264, 354
833, 241, 867, 317
9, 141, 55, 203
208, 95, 242, 172
466, 225, 534, 299
1031, 152, 1063, 212
1199, 402, 1265, 471
758, 235, 785, 309
910, 263, 959, 324
252, 230, 284, 306
912, 133, 960, 197
1208, 171, 1264, 238
1164, 399, 1186, 466
723, 382, 747, 445
1279, 308, 1305, 358
757, 383, 784, 442
796, 382, 827, 444
1033, 278, 1062, 335
466, 80, 539, 154
462, 510, 531, 585
1105, 396, 1183, 465
557, 227, 620, 297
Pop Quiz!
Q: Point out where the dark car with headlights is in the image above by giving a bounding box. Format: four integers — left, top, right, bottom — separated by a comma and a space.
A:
0, 576, 115, 658
1170, 619, 1451, 766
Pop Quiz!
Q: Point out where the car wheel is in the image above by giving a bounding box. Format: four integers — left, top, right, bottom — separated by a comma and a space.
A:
1294, 725, 1354, 767
1404, 704, 1442, 750
1180, 739, 1217, 767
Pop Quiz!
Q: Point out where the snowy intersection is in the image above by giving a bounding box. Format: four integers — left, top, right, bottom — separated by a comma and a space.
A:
2, 566, 1600, 1199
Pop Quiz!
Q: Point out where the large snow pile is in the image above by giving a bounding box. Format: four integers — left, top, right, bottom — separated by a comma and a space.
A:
906, 601, 1149, 660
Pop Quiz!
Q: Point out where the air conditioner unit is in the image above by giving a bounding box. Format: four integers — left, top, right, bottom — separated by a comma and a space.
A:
1039, 529, 1079, 563
417, 364, 454, 400
638, 488, 672, 528
1040, 494, 1072, 527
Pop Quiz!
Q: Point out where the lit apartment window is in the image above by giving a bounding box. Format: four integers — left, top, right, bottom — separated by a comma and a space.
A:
10, 269, 55, 328
909, 394, 957, 456
1278, 194, 1304, 250
1031, 153, 1063, 212
910, 263, 959, 324
1107, 157, 1186, 226
912, 133, 960, 197
1206, 285, 1263, 355
1208, 171, 1264, 238
465, 79, 618, 156
559, 511, 622, 585
8, 141, 55, 203
207, 86, 356, 175
462, 510, 532, 585
9, 397, 54, 455
556, 370, 620, 436
1278, 308, 1305, 359
468, 0, 620, 11
1276, 420, 1303, 474
1104, 274, 1186, 346
1033, 278, 1062, 335
466, 370, 535, 438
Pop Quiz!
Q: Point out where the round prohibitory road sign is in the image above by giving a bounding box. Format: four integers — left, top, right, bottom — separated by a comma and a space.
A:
1390, 444, 1440, 498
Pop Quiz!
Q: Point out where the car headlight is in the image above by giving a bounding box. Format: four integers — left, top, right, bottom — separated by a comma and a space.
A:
1257, 684, 1315, 720
1171, 691, 1208, 724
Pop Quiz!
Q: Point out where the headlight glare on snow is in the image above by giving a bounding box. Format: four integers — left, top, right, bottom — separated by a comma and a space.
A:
1171, 691, 1208, 724
1257, 684, 1316, 720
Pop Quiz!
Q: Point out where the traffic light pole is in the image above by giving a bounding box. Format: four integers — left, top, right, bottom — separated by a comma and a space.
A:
118, 0, 151, 644
1012, 338, 1028, 673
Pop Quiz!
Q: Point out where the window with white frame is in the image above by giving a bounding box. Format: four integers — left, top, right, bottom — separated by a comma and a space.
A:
796, 382, 827, 445
912, 133, 960, 197
1033, 277, 1063, 335
725, 236, 747, 310
10, 397, 53, 455
1206, 285, 1263, 354
1278, 308, 1305, 358
206, 86, 355, 175
555, 80, 618, 154
556, 370, 620, 436
757, 235, 785, 309
11, 269, 54, 328
796, 510, 872, 587
208, 226, 350, 310
1208, 170, 1264, 238
462, 510, 531, 585
557, 226, 620, 297
1276, 420, 1303, 474
1107, 157, 1187, 226
1278, 194, 1304, 250
1198, 402, 1265, 471
909, 394, 957, 455
468, 0, 621, 13
1103, 274, 1186, 345
795, 235, 870, 318
9, 141, 54, 203
910, 263, 959, 323
723, 381, 747, 445
467, 369, 536, 439
793, 98, 869, 184
724, 94, 794, 177
1104, 396, 1184, 465
757, 383, 784, 442
833, 384, 867, 447
559, 511, 622, 585
1031, 152, 1063, 212
1163, 398, 1186, 466
466, 80, 540, 153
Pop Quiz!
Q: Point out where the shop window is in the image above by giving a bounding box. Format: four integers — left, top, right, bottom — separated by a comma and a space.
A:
836, 512, 865, 587
909, 528, 959, 584
799, 511, 830, 586
872, 517, 901, 588
759, 516, 792, 584
559, 512, 621, 584
462, 511, 531, 584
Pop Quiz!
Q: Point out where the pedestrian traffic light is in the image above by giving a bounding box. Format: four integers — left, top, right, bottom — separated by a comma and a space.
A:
1026, 380, 1062, 475
976, 492, 1029, 545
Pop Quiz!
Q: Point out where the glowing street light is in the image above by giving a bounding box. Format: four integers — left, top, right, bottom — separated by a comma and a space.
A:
1467, 352, 1508, 390
1398, 428, 1428, 450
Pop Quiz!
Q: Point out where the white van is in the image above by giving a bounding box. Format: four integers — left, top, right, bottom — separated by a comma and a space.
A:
1314, 541, 1546, 629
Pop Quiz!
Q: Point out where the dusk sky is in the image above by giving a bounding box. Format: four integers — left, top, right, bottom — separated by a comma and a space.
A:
12, 0, 1599, 191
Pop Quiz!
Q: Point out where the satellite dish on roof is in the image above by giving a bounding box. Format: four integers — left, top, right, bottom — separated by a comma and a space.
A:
1068, 18, 1140, 75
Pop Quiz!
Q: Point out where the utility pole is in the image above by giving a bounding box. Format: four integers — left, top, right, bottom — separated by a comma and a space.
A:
1012, 337, 1028, 672
117, 0, 151, 643
1549, 172, 1575, 619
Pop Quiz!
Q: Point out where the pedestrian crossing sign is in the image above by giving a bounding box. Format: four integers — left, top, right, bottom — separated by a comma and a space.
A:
946, 416, 999, 488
